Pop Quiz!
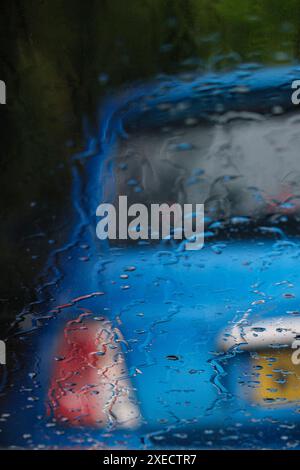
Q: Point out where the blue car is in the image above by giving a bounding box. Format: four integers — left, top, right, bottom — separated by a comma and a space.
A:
2, 65, 300, 449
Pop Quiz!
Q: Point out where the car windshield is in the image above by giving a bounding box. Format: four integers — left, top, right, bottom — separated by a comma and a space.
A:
1, 1, 300, 451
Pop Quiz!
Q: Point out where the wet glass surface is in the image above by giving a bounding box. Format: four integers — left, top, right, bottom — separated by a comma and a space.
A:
1, 1, 300, 450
